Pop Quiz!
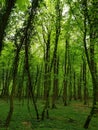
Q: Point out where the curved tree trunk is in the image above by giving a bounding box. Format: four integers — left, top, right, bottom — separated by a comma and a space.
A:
5, 0, 42, 127
5, 48, 20, 127
0, 0, 16, 53
82, 0, 98, 128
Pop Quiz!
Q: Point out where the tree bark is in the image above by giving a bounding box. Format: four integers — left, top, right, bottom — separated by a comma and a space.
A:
24, 37, 39, 120
83, 56, 88, 105
77, 67, 82, 101
51, 0, 61, 108
42, 30, 51, 120
73, 72, 77, 100
5, 49, 20, 127
0, 0, 16, 53
82, 0, 98, 128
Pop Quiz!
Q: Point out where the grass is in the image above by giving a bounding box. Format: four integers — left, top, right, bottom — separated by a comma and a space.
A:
0, 99, 98, 130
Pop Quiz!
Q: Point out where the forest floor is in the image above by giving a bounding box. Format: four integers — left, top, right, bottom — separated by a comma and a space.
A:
0, 99, 98, 130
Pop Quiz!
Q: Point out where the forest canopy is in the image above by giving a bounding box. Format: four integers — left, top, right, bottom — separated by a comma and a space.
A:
0, 0, 98, 129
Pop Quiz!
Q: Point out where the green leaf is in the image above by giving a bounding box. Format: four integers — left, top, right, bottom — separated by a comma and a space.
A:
16, 0, 30, 10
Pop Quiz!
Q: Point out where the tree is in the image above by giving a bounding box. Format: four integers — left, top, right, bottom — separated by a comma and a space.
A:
51, 0, 62, 108
0, 0, 16, 53
41, 29, 51, 120
5, 28, 24, 127
82, 55, 88, 105
63, 39, 69, 106
81, 0, 98, 128
0, 0, 98, 129
5, 0, 42, 127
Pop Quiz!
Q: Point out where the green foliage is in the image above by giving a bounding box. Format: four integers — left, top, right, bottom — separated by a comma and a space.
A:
16, 0, 30, 10
0, 0, 5, 8
0, 0, 98, 129
0, 100, 98, 130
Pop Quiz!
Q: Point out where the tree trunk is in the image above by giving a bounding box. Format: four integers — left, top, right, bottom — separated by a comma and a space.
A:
73, 72, 77, 100
83, 56, 88, 105
36, 65, 42, 100
83, 0, 98, 128
24, 34, 39, 120
52, 56, 59, 108
0, 0, 16, 53
77, 67, 82, 101
69, 64, 72, 101
63, 40, 68, 106
42, 30, 51, 120
5, 49, 20, 127
17, 68, 25, 102
51, 0, 61, 108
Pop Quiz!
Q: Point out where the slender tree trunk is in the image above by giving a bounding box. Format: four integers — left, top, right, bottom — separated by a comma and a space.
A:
77, 67, 82, 101
33, 65, 39, 97
42, 31, 51, 120
52, 56, 59, 108
63, 40, 68, 106
5, 49, 20, 127
51, 0, 62, 108
5, 1, 41, 126
1, 69, 10, 98
17, 68, 25, 102
0, 0, 16, 53
73, 72, 77, 100
69, 64, 72, 101
24, 38, 39, 120
1, 68, 5, 97
83, 56, 88, 105
36, 65, 42, 100
83, 0, 98, 128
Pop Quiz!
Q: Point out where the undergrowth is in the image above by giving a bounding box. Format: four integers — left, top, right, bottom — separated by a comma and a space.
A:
0, 99, 98, 130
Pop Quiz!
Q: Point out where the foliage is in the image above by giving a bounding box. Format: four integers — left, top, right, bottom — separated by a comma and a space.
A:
0, 100, 98, 130
0, 0, 98, 129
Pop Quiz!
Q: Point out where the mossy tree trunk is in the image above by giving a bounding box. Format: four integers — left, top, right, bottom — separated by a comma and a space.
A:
82, 0, 98, 128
